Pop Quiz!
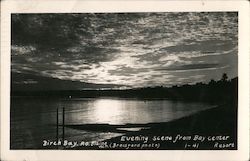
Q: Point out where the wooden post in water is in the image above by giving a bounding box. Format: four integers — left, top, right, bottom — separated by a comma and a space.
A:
56, 108, 59, 149
62, 107, 65, 142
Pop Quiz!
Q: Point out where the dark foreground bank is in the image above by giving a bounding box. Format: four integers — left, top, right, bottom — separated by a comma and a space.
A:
63, 103, 237, 150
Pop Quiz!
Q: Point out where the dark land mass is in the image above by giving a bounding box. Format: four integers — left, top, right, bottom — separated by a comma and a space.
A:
64, 102, 237, 150
12, 74, 238, 104
11, 72, 126, 91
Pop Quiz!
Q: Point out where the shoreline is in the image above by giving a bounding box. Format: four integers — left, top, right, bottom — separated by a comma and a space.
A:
64, 103, 237, 150
10, 102, 237, 150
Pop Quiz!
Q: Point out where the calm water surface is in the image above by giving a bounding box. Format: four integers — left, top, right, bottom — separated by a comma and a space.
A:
11, 97, 215, 149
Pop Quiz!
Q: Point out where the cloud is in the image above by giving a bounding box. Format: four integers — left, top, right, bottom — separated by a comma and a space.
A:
156, 63, 219, 71
11, 12, 238, 87
11, 45, 36, 55
159, 40, 234, 53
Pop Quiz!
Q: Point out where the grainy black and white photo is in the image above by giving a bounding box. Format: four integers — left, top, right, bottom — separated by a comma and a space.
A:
11, 12, 238, 150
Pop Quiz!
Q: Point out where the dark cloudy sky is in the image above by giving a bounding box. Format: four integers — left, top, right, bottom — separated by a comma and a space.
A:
11, 12, 238, 88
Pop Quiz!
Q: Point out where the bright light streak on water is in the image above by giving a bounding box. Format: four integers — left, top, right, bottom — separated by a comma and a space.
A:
11, 97, 215, 149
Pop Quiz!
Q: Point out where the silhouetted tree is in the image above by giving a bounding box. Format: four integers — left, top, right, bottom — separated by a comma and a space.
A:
209, 79, 216, 85
221, 73, 228, 82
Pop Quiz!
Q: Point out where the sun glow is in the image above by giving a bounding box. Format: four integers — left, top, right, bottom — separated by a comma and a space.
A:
92, 99, 124, 124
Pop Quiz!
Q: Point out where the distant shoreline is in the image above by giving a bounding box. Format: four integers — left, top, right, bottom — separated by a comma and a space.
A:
11, 77, 238, 104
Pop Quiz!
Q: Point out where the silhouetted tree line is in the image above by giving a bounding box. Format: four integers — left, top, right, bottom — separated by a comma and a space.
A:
12, 73, 238, 104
